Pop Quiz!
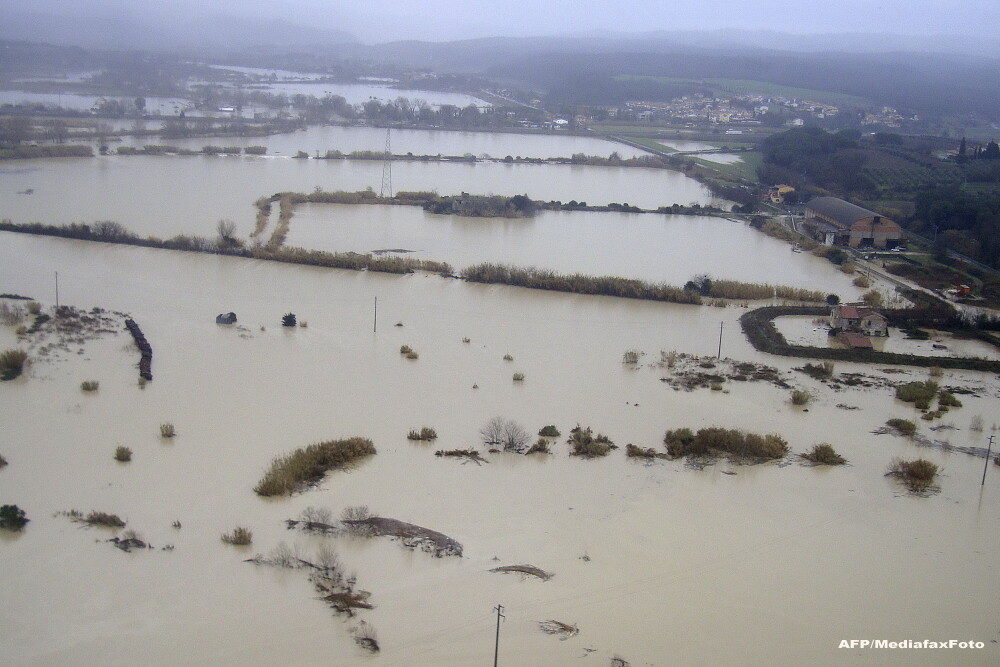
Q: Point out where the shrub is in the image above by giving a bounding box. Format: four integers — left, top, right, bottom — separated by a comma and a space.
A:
400, 345, 412, 354
790, 389, 811, 405
568, 425, 616, 458
0, 302, 24, 325
0, 348, 28, 379
970, 415, 984, 432
512, 372, 525, 381
160, 422, 176, 438
244, 146, 267, 155
928, 366, 943, 378
861, 290, 883, 307
622, 350, 640, 364
662, 350, 677, 368
282, 312, 297, 327
895, 381, 939, 406
626, 444, 668, 459
481, 417, 531, 452
937, 391, 962, 408
886, 418, 917, 436
0, 504, 28, 530
798, 362, 834, 379
221, 526, 253, 545
26, 302, 41, 315
538, 425, 561, 437
81, 380, 100, 391
503, 353, 513, 361
526, 438, 551, 454
852, 275, 870, 288
14, 325, 26, 336
406, 351, 419, 360
665, 426, 787, 460
0, 454, 6, 467
407, 427, 438, 441
887, 457, 939, 490
254, 437, 376, 496
802, 443, 846, 465
78, 511, 126, 527
114, 446, 132, 462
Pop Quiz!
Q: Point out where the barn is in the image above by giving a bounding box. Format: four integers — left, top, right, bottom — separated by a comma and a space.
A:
804, 197, 903, 249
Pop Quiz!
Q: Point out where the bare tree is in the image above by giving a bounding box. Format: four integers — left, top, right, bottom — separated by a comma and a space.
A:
480, 416, 530, 453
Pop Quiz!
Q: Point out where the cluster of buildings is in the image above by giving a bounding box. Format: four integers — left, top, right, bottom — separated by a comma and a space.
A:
623, 93, 840, 126
860, 106, 918, 128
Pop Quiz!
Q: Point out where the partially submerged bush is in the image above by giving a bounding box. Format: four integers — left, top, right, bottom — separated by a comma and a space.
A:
626, 444, 668, 459
526, 438, 551, 454
790, 389, 811, 405
887, 458, 939, 491
0, 348, 28, 379
895, 380, 939, 407
281, 312, 297, 327
254, 437, 376, 496
407, 427, 438, 441
538, 425, 560, 437
798, 361, 834, 379
802, 443, 846, 465
886, 418, 917, 437
568, 425, 616, 458
160, 422, 176, 438
0, 453, 6, 467
221, 526, 253, 545
63, 510, 126, 528
399, 345, 412, 354
512, 372, 525, 382
937, 391, 962, 408
80, 380, 100, 391
406, 351, 419, 360
114, 446, 132, 462
665, 427, 788, 460
0, 504, 28, 530
481, 417, 530, 452
622, 350, 640, 364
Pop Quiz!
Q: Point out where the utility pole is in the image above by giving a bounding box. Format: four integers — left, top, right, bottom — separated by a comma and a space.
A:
717, 321, 723, 359
55, 271, 59, 309
373, 296, 377, 333
493, 604, 505, 667
983, 435, 995, 486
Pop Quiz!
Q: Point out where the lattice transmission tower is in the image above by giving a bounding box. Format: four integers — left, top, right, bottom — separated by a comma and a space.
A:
379, 126, 392, 198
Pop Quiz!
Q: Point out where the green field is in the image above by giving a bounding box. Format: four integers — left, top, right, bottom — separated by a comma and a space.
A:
617, 75, 873, 109
692, 151, 762, 181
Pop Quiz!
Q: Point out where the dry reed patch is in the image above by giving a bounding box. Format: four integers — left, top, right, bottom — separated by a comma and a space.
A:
254, 437, 376, 496
221, 526, 253, 545
801, 443, 846, 465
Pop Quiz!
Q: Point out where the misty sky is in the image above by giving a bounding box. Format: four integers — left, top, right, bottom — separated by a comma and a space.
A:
24, 0, 1000, 43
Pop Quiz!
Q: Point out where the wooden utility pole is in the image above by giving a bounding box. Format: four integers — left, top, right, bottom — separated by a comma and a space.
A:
493, 604, 504, 667
55, 271, 59, 309
717, 321, 723, 359
983, 435, 995, 486
373, 296, 377, 333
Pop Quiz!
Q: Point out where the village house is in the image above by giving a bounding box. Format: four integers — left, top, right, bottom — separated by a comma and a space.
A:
804, 197, 904, 249
830, 303, 888, 336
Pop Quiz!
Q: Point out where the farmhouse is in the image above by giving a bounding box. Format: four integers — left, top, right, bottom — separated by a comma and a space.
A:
830, 304, 888, 336
804, 197, 903, 249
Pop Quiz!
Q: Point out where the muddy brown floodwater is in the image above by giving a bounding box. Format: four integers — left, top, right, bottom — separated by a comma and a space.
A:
1, 232, 999, 666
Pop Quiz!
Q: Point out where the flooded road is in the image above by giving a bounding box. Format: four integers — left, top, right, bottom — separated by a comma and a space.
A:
1, 233, 998, 665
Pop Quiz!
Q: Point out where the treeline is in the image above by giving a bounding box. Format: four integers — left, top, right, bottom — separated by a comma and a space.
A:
912, 186, 1000, 269
117, 145, 266, 156
0, 220, 453, 276
758, 126, 875, 197
0, 144, 93, 159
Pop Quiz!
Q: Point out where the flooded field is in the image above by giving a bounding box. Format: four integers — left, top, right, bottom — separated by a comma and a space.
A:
0, 154, 722, 238
116, 125, 649, 160
1, 233, 999, 666
0, 91, 191, 114
286, 204, 859, 291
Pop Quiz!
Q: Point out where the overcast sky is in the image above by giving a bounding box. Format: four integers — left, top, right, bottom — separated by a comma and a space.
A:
24, 0, 1000, 43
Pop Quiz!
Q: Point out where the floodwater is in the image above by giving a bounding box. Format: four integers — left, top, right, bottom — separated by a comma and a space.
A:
1, 233, 998, 666
286, 204, 858, 292
117, 125, 650, 160
696, 152, 745, 165
0, 155, 723, 238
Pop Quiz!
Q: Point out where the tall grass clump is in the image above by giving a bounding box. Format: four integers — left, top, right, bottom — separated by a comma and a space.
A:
802, 443, 846, 465
895, 380, 939, 409
0, 348, 28, 379
114, 446, 132, 462
407, 427, 438, 441
790, 389, 812, 405
81, 380, 100, 392
622, 350, 640, 364
160, 422, 176, 438
886, 418, 917, 436
254, 437, 376, 496
512, 372, 525, 382
221, 526, 254, 545
887, 458, 939, 491
937, 391, 962, 408
567, 425, 616, 458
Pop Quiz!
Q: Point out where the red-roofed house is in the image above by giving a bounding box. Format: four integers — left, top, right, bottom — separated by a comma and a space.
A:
830, 303, 888, 336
